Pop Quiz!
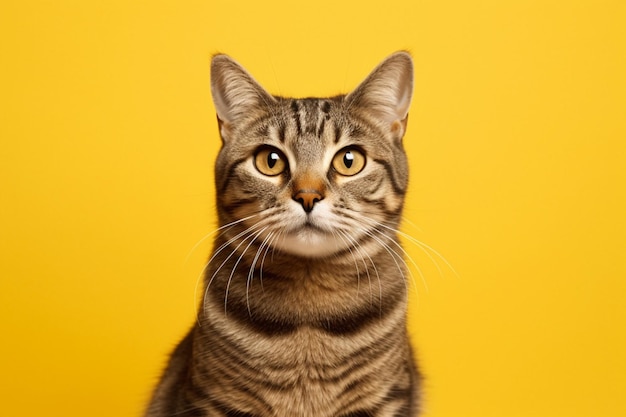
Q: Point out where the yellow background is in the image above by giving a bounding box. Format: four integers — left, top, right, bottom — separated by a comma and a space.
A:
1, 0, 625, 416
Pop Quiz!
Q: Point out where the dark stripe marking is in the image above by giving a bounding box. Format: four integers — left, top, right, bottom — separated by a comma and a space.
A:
339, 410, 376, 417
348, 123, 365, 138
219, 157, 248, 193
196, 349, 278, 410
209, 263, 401, 337
217, 291, 299, 336
317, 117, 326, 138
277, 121, 286, 143
208, 397, 260, 417
384, 384, 413, 402
319, 290, 402, 335
373, 158, 406, 195
360, 197, 403, 217
334, 124, 343, 143
256, 124, 269, 137
222, 198, 258, 212
291, 100, 302, 135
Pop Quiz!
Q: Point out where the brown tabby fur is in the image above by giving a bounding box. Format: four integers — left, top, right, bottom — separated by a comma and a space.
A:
145, 52, 421, 417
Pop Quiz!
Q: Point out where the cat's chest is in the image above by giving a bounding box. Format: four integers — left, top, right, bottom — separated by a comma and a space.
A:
199, 326, 393, 416
196, 273, 408, 416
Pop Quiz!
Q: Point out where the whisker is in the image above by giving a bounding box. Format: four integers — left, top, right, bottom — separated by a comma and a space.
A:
201, 222, 267, 319
196, 222, 262, 287
270, 228, 287, 264
355, 225, 412, 297
192, 217, 263, 325
352, 210, 458, 280
195, 210, 285, 301
225, 227, 268, 315
183, 214, 260, 267
336, 229, 362, 298
409, 237, 460, 279
259, 232, 275, 289
399, 216, 424, 233
246, 231, 274, 315
361, 219, 429, 294
380, 218, 460, 279
338, 228, 381, 310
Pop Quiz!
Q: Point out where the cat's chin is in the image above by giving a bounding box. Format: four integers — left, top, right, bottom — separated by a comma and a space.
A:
273, 227, 347, 258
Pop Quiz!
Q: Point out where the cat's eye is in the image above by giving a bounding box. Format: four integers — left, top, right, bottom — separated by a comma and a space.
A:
332, 148, 366, 176
254, 147, 287, 176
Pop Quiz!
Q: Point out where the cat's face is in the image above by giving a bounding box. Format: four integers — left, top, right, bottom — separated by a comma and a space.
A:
211, 53, 413, 258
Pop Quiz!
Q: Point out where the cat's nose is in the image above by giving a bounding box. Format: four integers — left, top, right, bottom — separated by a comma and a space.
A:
293, 190, 324, 213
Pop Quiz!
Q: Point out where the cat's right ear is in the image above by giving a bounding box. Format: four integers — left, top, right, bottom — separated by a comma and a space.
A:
210, 55, 275, 141
345, 52, 414, 140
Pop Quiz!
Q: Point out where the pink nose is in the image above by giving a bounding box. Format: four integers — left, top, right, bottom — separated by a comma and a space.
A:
293, 190, 324, 213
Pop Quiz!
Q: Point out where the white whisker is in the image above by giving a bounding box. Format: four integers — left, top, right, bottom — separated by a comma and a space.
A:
359, 218, 429, 294
183, 214, 259, 267
382, 218, 459, 279
225, 226, 268, 315
336, 229, 362, 298
356, 225, 412, 297
201, 222, 267, 318
338, 228, 381, 310
259, 231, 278, 289
246, 231, 275, 315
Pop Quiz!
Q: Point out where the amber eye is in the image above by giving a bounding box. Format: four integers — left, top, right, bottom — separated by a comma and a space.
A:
332, 148, 366, 176
254, 147, 287, 176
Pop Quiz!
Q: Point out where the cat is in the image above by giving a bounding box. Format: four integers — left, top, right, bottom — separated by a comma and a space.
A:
145, 51, 421, 417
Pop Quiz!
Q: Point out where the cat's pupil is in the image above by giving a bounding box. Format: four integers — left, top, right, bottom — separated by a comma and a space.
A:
268, 152, 280, 168
343, 152, 354, 168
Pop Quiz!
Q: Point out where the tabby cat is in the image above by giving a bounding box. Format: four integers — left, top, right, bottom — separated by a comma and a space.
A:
145, 51, 421, 417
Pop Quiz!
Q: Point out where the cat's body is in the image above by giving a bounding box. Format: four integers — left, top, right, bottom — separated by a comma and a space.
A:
146, 52, 421, 417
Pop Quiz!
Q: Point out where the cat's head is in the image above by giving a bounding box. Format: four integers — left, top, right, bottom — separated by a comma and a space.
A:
210, 52, 413, 259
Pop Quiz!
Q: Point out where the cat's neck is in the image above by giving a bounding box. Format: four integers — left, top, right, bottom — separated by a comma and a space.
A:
200, 234, 408, 332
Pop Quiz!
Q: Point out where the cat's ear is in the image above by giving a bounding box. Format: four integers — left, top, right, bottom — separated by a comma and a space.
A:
345, 52, 414, 137
211, 54, 275, 140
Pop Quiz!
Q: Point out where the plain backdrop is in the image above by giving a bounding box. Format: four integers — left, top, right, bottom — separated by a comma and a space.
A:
1, 1, 625, 416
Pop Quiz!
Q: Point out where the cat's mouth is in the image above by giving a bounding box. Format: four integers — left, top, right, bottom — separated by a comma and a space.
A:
272, 220, 346, 258
292, 220, 329, 239
264, 202, 351, 257
302, 219, 324, 231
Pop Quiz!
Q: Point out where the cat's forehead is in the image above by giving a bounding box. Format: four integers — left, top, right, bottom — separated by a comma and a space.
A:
258, 97, 338, 151
277, 97, 341, 134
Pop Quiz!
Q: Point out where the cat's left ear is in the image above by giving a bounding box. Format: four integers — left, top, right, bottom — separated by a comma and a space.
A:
345, 52, 414, 139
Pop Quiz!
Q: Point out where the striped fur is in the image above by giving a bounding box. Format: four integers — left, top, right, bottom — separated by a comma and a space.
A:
146, 52, 421, 417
